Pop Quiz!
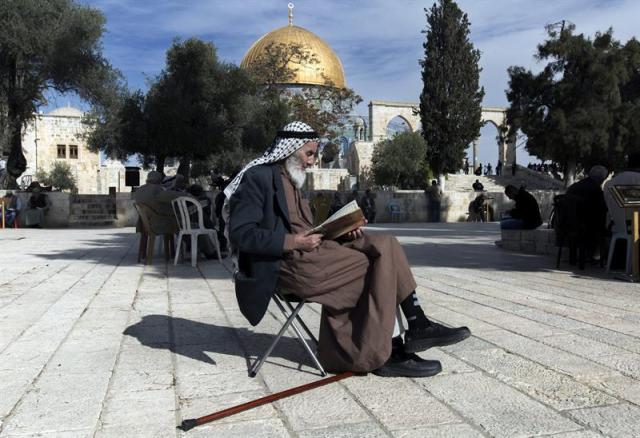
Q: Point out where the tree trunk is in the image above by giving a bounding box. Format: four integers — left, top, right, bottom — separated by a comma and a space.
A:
564, 160, 576, 187
177, 154, 191, 180
6, 103, 27, 180
156, 155, 166, 176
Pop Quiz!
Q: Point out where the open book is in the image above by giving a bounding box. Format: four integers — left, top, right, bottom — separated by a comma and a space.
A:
306, 200, 366, 240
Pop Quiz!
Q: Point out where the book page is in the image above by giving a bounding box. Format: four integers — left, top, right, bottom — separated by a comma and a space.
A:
306, 200, 364, 238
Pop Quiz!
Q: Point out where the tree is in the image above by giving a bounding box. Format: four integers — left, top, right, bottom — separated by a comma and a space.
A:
506, 25, 640, 181
0, 0, 122, 188
87, 38, 291, 178
371, 132, 430, 189
419, 0, 484, 177
35, 161, 77, 192
243, 42, 362, 141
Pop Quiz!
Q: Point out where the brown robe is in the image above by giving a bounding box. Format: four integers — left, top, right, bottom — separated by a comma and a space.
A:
278, 167, 416, 372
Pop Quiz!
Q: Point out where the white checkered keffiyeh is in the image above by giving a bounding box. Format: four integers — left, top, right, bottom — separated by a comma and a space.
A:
223, 121, 319, 200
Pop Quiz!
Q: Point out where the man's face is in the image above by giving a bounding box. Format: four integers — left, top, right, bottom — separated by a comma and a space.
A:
293, 141, 318, 169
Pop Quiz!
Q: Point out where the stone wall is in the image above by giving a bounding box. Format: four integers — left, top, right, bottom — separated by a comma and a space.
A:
1, 190, 71, 228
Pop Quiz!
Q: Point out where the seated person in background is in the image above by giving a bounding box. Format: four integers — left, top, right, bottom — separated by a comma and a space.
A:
501, 185, 542, 230
467, 193, 486, 222
472, 179, 484, 191
22, 185, 50, 227
226, 121, 470, 378
1, 191, 23, 227
566, 165, 608, 255
604, 153, 640, 235
187, 184, 213, 228
132, 171, 166, 232
474, 164, 482, 176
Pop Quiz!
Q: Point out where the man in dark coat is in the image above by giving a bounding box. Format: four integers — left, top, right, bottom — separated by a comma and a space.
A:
501, 185, 542, 229
566, 165, 608, 252
226, 122, 470, 377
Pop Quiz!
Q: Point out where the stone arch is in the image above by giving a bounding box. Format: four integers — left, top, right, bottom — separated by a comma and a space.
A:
385, 115, 413, 138
361, 100, 515, 177
368, 100, 420, 143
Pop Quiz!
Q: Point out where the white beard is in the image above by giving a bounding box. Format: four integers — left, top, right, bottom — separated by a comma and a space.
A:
285, 154, 307, 189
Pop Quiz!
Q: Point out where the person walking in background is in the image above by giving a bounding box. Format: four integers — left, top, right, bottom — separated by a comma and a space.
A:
425, 180, 442, 222
360, 189, 377, 223
496, 160, 503, 176
485, 163, 493, 176
464, 158, 470, 175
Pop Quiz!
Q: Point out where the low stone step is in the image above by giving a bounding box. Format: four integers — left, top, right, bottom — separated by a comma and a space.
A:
69, 214, 116, 221
68, 220, 117, 227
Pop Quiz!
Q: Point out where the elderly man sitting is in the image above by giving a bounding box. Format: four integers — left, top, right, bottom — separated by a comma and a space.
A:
225, 122, 470, 378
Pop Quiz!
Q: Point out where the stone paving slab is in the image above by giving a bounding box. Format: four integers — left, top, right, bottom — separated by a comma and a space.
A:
1, 224, 639, 437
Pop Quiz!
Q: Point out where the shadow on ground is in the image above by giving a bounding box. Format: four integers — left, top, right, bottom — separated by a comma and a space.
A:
124, 314, 318, 375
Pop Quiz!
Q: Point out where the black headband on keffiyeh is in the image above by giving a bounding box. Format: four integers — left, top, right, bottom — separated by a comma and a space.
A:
223, 121, 319, 200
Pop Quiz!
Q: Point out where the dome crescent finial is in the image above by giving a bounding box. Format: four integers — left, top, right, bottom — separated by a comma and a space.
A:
288, 3, 294, 26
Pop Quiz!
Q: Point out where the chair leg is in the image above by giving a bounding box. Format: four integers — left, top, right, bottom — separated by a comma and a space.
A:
556, 237, 563, 269
282, 296, 319, 346
174, 232, 183, 266
163, 235, 171, 262
146, 233, 156, 265
273, 297, 326, 376
191, 234, 198, 267
606, 238, 616, 272
138, 232, 148, 263
249, 300, 305, 377
207, 232, 222, 264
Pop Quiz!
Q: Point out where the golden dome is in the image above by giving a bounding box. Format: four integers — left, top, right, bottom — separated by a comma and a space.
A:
241, 24, 346, 88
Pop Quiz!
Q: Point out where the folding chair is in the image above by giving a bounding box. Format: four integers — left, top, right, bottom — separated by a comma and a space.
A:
249, 290, 327, 378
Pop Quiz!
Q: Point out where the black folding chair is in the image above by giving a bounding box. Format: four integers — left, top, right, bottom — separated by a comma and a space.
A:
249, 290, 327, 378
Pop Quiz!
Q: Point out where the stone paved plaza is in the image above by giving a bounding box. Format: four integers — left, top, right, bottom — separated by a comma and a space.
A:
1, 223, 639, 437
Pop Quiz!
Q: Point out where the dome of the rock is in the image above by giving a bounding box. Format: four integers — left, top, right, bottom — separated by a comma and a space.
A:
240, 23, 346, 88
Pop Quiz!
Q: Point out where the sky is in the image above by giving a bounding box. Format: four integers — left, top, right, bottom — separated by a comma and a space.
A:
58, 0, 640, 166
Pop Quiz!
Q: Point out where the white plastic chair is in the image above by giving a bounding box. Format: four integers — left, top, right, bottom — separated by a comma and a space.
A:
171, 196, 222, 267
606, 232, 632, 274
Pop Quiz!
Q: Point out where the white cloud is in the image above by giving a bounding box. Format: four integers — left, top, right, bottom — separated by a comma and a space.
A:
77, 0, 639, 163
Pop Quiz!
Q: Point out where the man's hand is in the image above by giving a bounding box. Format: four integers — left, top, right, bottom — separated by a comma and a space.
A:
343, 219, 368, 241
294, 232, 323, 252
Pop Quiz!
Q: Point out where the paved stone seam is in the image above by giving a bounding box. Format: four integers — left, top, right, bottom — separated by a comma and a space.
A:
195, 265, 296, 437
0, 246, 119, 353
0, 242, 135, 435
91, 266, 145, 437
417, 273, 640, 357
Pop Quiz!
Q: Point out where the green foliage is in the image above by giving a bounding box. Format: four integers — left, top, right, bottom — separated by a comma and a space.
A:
0, 0, 122, 185
35, 161, 77, 192
419, 0, 484, 177
506, 25, 640, 176
243, 42, 362, 141
88, 38, 290, 177
371, 132, 430, 189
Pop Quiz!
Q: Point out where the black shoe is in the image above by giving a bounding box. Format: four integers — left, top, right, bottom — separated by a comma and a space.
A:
404, 322, 471, 353
372, 350, 442, 378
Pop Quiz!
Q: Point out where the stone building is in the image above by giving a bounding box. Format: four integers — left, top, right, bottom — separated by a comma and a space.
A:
18, 106, 150, 194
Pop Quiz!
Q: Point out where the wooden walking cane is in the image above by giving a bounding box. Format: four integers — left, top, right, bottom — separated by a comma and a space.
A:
178, 371, 354, 431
